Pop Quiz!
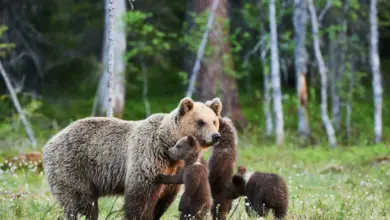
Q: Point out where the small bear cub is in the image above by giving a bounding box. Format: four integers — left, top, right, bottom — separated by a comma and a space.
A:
226, 166, 289, 220
208, 117, 238, 220
155, 135, 212, 220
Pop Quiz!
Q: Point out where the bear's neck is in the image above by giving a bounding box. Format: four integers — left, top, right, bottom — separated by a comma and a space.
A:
158, 111, 182, 150
185, 151, 202, 165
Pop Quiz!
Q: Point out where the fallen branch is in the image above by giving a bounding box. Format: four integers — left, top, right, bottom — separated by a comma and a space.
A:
185, 0, 220, 98
0, 61, 36, 147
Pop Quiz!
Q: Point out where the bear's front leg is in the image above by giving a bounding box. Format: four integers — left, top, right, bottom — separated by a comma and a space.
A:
124, 182, 160, 220
153, 184, 182, 220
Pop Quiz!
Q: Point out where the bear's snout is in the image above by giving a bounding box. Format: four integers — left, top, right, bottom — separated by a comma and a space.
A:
212, 133, 221, 144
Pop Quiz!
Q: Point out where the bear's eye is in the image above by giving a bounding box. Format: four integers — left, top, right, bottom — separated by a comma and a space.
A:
197, 120, 206, 127
213, 120, 216, 125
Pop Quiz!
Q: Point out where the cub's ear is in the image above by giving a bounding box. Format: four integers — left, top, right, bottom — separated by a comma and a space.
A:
237, 166, 247, 175
205, 98, 222, 116
179, 97, 194, 116
187, 135, 197, 147
232, 175, 246, 187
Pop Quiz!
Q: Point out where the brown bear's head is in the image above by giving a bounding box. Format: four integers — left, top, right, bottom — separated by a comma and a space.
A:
177, 97, 222, 147
167, 135, 200, 161
225, 166, 247, 199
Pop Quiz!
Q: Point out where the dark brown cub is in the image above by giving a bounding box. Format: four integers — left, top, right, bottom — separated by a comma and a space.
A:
208, 117, 238, 220
226, 166, 289, 220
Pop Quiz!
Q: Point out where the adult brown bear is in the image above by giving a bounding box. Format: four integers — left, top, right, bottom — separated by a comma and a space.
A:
42, 97, 222, 220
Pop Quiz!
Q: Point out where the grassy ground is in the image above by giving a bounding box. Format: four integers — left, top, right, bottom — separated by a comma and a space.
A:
0, 94, 389, 219
0, 141, 389, 220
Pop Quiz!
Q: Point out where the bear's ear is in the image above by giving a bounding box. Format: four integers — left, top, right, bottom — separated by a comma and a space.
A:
232, 175, 246, 187
237, 166, 247, 175
187, 135, 197, 147
205, 97, 222, 116
179, 97, 194, 116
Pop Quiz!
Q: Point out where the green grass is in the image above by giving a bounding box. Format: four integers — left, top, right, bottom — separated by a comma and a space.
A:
0, 93, 390, 219
0, 141, 389, 220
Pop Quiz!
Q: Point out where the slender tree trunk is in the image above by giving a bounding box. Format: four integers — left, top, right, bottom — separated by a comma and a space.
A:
269, 0, 284, 146
369, 0, 383, 144
261, 43, 273, 137
186, 0, 220, 99
293, 0, 310, 137
308, 0, 337, 147
346, 56, 355, 142
257, 0, 273, 136
92, 0, 126, 118
0, 61, 36, 147
329, 38, 341, 130
140, 56, 151, 117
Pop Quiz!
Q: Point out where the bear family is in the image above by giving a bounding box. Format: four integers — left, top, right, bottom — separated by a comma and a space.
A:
155, 135, 212, 220
42, 97, 222, 220
226, 166, 289, 220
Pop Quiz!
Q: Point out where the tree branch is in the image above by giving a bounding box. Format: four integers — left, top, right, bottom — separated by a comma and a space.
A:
0, 61, 36, 147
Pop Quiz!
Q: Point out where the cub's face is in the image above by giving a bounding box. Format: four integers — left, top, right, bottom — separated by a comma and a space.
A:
167, 135, 199, 161
225, 166, 247, 199
177, 97, 222, 148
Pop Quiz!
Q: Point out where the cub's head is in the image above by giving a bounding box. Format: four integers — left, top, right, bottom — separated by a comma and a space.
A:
167, 135, 200, 161
177, 97, 222, 147
225, 166, 247, 199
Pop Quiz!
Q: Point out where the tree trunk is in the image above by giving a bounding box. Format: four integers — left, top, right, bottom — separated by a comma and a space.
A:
0, 61, 36, 147
257, 0, 273, 137
329, 37, 341, 130
269, 0, 284, 146
308, 0, 337, 147
92, 0, 126, 118
186, 0, 220, 99
346, 56, 355, 142
261, 44, 273, 137
192, 0, 223, 102
293, 0, 310, 137
369, 0, 383, 144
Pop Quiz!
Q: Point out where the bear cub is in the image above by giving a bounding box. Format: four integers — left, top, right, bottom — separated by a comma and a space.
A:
155, 135, 212, 220
226, 166, 288, 220
208, 117, 238, 220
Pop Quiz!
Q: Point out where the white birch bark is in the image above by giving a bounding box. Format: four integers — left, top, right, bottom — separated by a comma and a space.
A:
269, 0, 284, 145
293, 0, 310, 137
369, 0, 383, 144
0, 61, 36, 147
185, 0, 220, 98
92, 0, 126, 117
140, 56, 151, 117
346, 57, 355, 142
308, 0, 337, 147
257, 0, 273, 136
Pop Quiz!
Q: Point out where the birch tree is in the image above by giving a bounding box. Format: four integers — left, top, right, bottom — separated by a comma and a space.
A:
369, 0, 383, 144
308, 0, 337, 147
92, 0, 126, 118
269, 0, 284, 146
293, 0, 310, 137
0, 61, 36, 147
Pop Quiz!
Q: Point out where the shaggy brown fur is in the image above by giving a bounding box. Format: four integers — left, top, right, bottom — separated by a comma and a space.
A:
226, 166, 289, 220
155, 135, 212, 220
208, 117, 238, 220
42, 97, 222, 220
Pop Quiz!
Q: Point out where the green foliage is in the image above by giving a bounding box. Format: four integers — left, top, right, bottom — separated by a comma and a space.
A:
0, 26, 15, 57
